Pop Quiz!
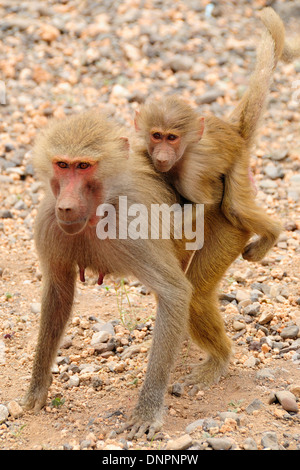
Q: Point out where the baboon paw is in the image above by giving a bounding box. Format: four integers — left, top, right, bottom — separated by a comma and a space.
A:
118, 411, 163, 441
185, 360, 228, 388
22, 390, 48, 413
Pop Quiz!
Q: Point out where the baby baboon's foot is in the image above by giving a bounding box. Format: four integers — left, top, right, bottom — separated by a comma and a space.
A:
242, 238, 272, 262
185, 357, 229, 388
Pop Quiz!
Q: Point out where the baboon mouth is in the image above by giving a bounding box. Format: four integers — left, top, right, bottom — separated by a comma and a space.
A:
57, 217, 88, 235
155, 163, 172, 172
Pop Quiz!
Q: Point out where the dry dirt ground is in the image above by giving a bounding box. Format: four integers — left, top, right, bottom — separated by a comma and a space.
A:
0, 227, 299, 450
0, 0, 299, 452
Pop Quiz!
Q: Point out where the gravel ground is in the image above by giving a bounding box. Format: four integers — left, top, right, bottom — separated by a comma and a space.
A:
0, 0, 299, 451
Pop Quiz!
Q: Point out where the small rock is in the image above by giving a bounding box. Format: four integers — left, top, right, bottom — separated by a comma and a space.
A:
91, 330, 110, 345
203, 418, 220, 431
94, 342, 114, 355
288, 384, 300, 398
243, 437, 258, 450
68, 375, 80, 388
98, 322, 115, 336
258, 310, 274, 324
197, 89, 224, 104
0, 210, 13, 219
218, 411, 240, 425
280, 325, 299, 340
171, 383, 184, 397
0, 404, 9, 423
256, 368, 275, 380
167, 55, 194, 72
7, 401, 23, 418
59, 372, 70, 383
244, 356, 258, 368
60, 336, 73, 349
206, 437, 233, 450
234, 271, 247, 283
232, 320, 245, 331
264, 163, 284, 179
91, 376, 103, 390
261, 431, 279, 450
37, 24, 60, 42
243, 302, 261, 316
284, 220, 297, 231
111, 84, 130, 99
246, 398, 263, 414
30, 302, 41, 314
275, 390, 298, 413
165, 434, 192, 450
103, 444, 123, 450
185, 419, 204, 433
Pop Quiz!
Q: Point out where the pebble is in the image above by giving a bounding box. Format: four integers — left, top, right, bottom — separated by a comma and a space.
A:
246, 398, 263, 414
256, 368, 275, 380
235, 289, 251, 302
206, 437, 233, 450
242, 437, 257, 450
264, 163, 284, 180
280, 325, 299, 340
233, 320, 245, 331
0, 405, 9, 424
7, 401, 23, 419
271, 390, 298, 413
165, 434, 192, 450
170, 382, 184, 397
197, 89, 224, 104
244, 356, 258, 368
185, 419, 204, 434
258, 310, 274, 324
68, 375, 80, 388
30, 302, 41, 314
218, 411, 241, 425
91, 330, 111, 345
243, 302, 261, 316
261, 431, 280, 450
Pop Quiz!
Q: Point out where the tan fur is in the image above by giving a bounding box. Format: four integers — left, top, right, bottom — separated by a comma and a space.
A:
22, 8, 300, 440
136, 7, 300, 262
23, 110, 248, 439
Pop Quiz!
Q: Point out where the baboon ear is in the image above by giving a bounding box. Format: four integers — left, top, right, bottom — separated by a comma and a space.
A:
134, 111, 140, 132
198, 117, 205, 140
120, 136, 130, 158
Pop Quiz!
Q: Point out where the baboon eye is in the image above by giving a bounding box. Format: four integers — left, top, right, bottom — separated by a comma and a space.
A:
77, 162, 91, 170
152, 132, 162, 140
57, 161, 69, 169
167, 134, 178, 141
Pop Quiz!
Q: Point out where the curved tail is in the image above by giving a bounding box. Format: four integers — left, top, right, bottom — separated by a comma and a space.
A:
229, 7, 300, 147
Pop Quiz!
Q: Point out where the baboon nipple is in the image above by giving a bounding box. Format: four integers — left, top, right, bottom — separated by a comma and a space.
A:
97, 272, 104, 285
79, 267, 85, 283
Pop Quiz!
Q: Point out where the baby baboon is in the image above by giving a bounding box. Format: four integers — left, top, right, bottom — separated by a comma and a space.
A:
135, 7, 299, 262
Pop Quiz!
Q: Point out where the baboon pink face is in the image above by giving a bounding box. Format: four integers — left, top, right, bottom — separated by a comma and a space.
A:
51, 157, 102, 235
148, 131, 183, 172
